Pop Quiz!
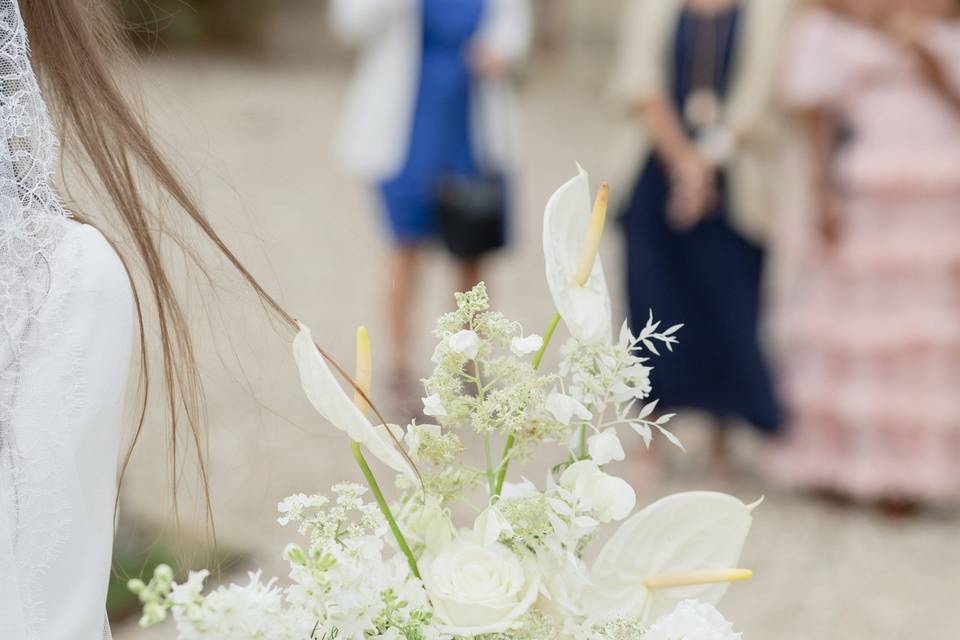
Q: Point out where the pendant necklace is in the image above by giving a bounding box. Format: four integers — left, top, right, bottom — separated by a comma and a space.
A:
683, 6, 737, 163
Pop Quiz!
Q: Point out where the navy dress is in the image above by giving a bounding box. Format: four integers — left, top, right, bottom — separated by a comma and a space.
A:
380, 0, 486, 244
620, 6, 781, 432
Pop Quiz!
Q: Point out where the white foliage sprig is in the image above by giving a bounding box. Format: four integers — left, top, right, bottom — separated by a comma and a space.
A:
559, 314, 683, 458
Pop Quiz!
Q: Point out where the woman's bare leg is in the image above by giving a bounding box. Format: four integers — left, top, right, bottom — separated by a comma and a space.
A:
709, 422, 732, 479
459, 257, 482, 293
388, 245, 421, 379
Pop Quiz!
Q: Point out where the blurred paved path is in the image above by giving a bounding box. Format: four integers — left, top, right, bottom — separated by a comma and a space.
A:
113, 59, 959, 640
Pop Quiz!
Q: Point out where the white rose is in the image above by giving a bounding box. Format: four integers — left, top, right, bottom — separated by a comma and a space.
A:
546, 392, 592, 425
510, 334, 544, 357
420, 533, 540, 635
560, 460, 635, 522
422, 395, 447, 417
587, 428, 625, 465
448, 329, 481, 359
398, 495, 455, 550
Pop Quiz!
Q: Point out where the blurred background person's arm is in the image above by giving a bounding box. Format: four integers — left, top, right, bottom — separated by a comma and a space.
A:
638, 93, 717, 230
329, 0, 412, 46
612, 0, 715, 230
472, 0, 533, 77
805, 108, 842, 245
886, 2, 960, 113
777, 4, 851, 249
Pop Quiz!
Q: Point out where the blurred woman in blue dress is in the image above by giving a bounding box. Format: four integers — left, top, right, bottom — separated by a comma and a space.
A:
331, 0, 531, 402
611, 0, 797, 467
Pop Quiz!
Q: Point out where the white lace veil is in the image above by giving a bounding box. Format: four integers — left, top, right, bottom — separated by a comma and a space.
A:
0, 0, 68, 361
0, 0, 75, 638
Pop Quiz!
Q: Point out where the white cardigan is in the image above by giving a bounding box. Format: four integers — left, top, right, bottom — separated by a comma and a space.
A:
330, 0, 532, 181
609, 0, 798, 243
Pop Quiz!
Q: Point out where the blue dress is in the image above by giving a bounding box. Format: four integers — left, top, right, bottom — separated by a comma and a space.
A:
380, 0, 486, 244
619, 6, 781, 432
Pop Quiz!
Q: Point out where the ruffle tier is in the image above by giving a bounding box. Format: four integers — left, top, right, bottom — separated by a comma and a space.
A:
772, 191, 960, 500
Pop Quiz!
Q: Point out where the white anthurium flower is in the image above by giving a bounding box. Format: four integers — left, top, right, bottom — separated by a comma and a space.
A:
447, 329, 481, 359
546, 391, 592, 426
422, 394, 447, 417
543, 165, 612, 344
584, 492, 757, 627
473, 505, 514, 546
559, 460, 635, 523
293, 323, 414, 480
510, 334, 544, 357
588, 428, 625, 465
420, 531, 541, 636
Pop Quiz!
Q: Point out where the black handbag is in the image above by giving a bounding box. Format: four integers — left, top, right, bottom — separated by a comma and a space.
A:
435, 173, 507, 259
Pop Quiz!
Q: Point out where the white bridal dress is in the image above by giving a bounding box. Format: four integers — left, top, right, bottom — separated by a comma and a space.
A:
0, 1, 134, 637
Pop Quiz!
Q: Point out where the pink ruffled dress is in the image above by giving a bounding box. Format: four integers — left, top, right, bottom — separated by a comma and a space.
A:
772, 9, 960, 500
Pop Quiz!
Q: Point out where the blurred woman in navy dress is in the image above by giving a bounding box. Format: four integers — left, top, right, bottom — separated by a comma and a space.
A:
611, 0, 796, 466
331, 0, 531, 404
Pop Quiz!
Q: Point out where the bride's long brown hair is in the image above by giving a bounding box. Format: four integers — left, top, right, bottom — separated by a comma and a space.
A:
18, 0, 387, 536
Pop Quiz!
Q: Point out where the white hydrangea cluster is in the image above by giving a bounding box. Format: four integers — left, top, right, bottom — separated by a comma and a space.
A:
129, 568, 315, 640
644, 600, 742, 640
273, 484, 438, 640
285, 545, 433, 640
421, 283, 566, 465
131, 485, 440, 640
171, 571, 313, 640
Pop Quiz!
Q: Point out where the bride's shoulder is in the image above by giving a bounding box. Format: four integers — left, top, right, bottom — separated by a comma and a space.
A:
59, 221, 131, 299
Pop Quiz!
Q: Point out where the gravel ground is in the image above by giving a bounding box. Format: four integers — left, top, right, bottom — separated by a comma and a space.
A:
111, 58, 960, 640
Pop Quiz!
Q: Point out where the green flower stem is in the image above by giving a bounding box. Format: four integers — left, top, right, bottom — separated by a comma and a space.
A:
484, 433, 496, 495
579, 423, 588, 459
531, 311, 562, 370
494, 310, 562, 496
350, 441, 421, 578
468, 362, 497, 495
495, 446, 517, 498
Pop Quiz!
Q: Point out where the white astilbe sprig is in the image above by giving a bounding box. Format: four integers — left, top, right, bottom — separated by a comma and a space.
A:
559, 314, 683, 457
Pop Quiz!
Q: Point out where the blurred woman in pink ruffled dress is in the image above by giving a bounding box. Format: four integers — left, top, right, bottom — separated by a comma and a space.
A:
772, 0, 960, 506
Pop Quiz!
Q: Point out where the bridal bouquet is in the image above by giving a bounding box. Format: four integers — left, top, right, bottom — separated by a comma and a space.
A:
131, 168, 758, 640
